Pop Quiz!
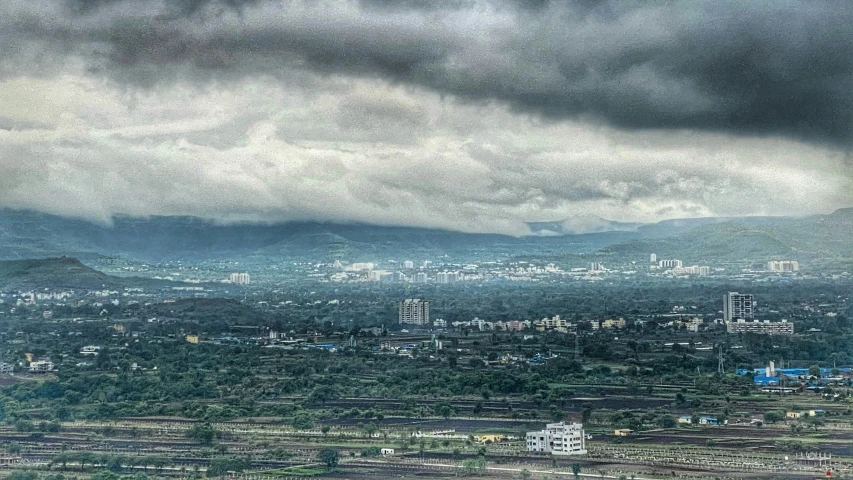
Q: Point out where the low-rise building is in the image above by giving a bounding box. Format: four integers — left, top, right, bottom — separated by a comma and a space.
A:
601, 318, 626, 329
80, 345, 102, 355
726, 319, 794, 335
29, 360, 54, 373
476, 434, 505, 444
526, 422, 587, 455
0, 362, 13, 374
684, 318, 704, 332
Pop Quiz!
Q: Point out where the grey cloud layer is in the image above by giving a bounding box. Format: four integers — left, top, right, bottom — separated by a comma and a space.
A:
0, 73, 849, 234
3, 0, 852, 145
0, 0, 850, 233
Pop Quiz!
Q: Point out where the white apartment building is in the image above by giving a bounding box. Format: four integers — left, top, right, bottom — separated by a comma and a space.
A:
658, 259, 683, 268
672, 265, 711, 276
726, 319, 794, 335
403, 260, 414, 269
436, 271, 459, 284
767, 260, 799, 272
399, 299, 430, 325
229, 272, 251, 285
29, 360, 54, 373
349, 262, 375, 271
526, 422, 587, 455
724, 292, 754, 321
368, 270, 390, 281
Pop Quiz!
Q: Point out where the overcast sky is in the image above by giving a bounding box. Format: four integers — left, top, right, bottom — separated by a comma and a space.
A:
0, 0, 851, 235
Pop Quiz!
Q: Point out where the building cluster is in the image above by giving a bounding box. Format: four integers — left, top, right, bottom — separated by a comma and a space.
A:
648, 254, 712, 276
592, 318, 626, 330
670, 265, 711, 276
722, 291, 793, 334
677, 415, 726, 425
330, 259, 609, 284
657, 259, 683, 269
746, 361, 852, 387
526, 422, 587, 455
445, 315, 624, 333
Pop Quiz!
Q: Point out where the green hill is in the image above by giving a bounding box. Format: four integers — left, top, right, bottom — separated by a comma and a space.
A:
601, 209, 853, 265
0, 257, 172, 290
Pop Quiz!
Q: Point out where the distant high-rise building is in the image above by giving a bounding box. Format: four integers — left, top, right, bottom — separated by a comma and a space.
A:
349, 262, 375, 271
368, 270, 390, 282
658, 259, 683, 269
650, 253, 657, 264
724, 292, 754, 322
588, 262, 604, 272
403, 260, 414, 269
229, 272, 251, 285
413, 272, 428, 283
399, 299, 429, 325
766, 260, 799, 272
436, 271, 459, 284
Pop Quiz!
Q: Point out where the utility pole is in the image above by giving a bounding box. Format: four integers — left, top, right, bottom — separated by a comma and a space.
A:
718, 345, 724, 374
574, 332, 580, 361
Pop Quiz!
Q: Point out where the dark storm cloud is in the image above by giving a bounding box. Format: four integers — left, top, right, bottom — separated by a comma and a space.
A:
2, 0, 851, 145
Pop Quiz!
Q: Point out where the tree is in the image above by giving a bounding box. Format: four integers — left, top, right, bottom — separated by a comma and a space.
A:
6, 471, 38, 480
362, 422, 379, 438
317, 448, 339, 470
764, 411, 783, 424
809, 365, 821, 378
572, 463, 581, 479
187, 423, 216, 445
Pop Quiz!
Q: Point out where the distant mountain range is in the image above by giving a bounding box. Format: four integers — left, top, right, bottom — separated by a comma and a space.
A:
526, 216, 643, 236
0, 208, 851, 267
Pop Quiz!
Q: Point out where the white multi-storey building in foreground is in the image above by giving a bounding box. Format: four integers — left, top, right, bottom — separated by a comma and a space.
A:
526, 422, 587, 455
